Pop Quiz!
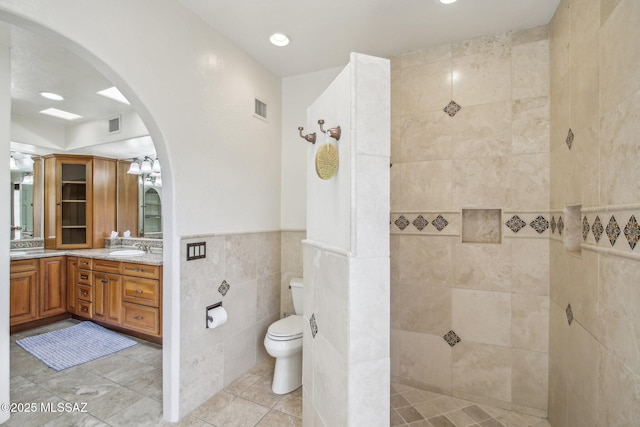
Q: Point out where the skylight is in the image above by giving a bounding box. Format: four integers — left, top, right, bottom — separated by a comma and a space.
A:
97, 86, 130, 104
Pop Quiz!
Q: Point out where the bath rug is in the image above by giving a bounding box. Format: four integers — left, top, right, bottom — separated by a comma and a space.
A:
16, 321, 137, 371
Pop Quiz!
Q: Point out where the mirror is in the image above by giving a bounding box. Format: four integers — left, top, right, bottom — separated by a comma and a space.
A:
9, 152, 36, 240
126, 156, 162, 238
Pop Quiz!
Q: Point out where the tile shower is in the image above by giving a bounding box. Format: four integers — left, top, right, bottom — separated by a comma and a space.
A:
390, 26, 551, 417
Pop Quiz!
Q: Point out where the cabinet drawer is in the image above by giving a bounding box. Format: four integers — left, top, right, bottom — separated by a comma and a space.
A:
78, 270, 92, 285
10, 258, 39, 273
122, 262, 160, 279
76, 284, 92, 302
122, 303, 159, 335
122, 277, 159, 307
77, 258, 92, 270
93, 259, 121, 274
76, 301, 92, 318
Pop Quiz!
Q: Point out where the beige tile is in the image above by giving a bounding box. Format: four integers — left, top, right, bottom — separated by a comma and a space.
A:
257, 273, 280, 322
461, 209, 502, 244
392, 283, 451, 334
549, 240, 569, 307
273, 394, 303, 419
511, 238, 549, 297
398, 111, 453, 162
452, 49, 511, 107
511, 349, 548, 411
452, 156, 510, 208
445, 409, 475, 426
512, 40, 550, 100
452, 32, 511, 58
549, 0, 571, 84
598, 346, 640, 426
450, 101, 512, 159
567, 250, 599, 338
400, 44, 452, 67
223, 278, 258, 339
452, 342, 512, 403
396, 160, 453, 210
566, 322, 599, 423
281, 231, 304, 274
601, 0, 622, 25
397, 235, 453, 287
400, 58, 452, 116
570, 0, 600, 60
511, 25, 549, 45
225, 233, 257, 283
256, 232, 281, 277
104, 396, 163, 427
511, 293, 549, 353
567, 385, 599, 427
201, 396, 269, 427
391, 328, 401, 378
549, 65, 570, 155
512, 96, 550, 155
191, 390, 236, 422
453, 289, 511, 347
413, 399, 442, 419
255, 410, 302, 427
240, 375, 282, 408
510, 153, 550, 211
548, 301, 571, 381
452, 241, 511, 291
399, 331, 452, 392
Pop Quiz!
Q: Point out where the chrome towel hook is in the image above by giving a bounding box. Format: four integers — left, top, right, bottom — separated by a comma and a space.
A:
298, 127, 316, 144
318, 119, 341, 141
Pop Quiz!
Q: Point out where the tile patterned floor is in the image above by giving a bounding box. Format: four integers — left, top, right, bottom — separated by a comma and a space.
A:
8, 320, 550, 427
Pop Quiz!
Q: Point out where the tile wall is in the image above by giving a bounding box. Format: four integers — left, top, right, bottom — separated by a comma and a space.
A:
390, 26, 551, 416
179, 231, 281, 415
281, 231, 305, 317
548, 0, 640, 425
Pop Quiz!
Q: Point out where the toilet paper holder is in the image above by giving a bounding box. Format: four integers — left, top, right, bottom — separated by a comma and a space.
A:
206, 302, 223, 328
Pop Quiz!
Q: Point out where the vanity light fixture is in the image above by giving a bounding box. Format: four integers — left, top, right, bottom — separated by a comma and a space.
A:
127, 156, 160, 175
21, 174, 34, 185
269, 33, 290, 47
140, 158, 152, 174
127, 161, 141, 175
40, 91, 64, 101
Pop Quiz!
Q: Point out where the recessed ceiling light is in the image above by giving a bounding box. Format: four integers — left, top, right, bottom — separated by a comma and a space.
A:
269, 33, 290, 47
39, 108, 82, 121
40, 91, 64, 101
97, 86, 130, 105
440, 0, 457, 3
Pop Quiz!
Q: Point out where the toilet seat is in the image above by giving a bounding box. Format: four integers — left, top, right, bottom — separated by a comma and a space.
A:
267, 315, 303, 341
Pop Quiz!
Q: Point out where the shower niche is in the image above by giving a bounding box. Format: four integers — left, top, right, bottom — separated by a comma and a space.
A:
461, 208, 502, 243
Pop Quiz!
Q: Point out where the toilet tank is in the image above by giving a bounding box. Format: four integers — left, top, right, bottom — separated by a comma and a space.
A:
290, 277, 304, 315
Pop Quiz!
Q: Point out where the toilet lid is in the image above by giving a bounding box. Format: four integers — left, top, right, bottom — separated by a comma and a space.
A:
268, 315, 303, 339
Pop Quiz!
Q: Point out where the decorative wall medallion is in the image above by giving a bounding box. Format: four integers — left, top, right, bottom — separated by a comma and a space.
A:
550, 216, 557, 234
431, 215, 449, 232
624, 215, 640, 250
506, 215, 527, 233
394, 215, 410, 231
218, 280, 231, 297
566, 304, 573, 325
582, 216, 590, 241
592, 215, 603, 243
309, 313, 318, 338
606, 215, 621, 246
443, 100, 462, 117
566, 128, 574, 150
412, 215, 429, 231
557, 216, 564, 236
443, 330, 461, 347
529, 215, 550, 234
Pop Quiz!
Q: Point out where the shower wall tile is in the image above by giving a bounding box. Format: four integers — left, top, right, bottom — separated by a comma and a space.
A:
391, 283, 451, 335
550, 73, 571, 153
601, 0, 622, 26
398, 111, 452, 162
222, 278, 257, 339
512, 39, 550, 100
550, 0, 570, 84
567, 249, 599, 338
511, 238, 549, 296
224, 233, 257, 284
452, 289, 511, 347
256, 232, 281, 277
450, 101, 512, 159
400, 43, 452, 68
511, 25, 549, 45
512, 96, 550, 155
511, 349, 548, 411
399, 59, 452, 115
452, 32, 511, 58
223, 326, 257, 387
397, 235, 453, 286
390, 328, 401, 378
510, 153, 550, 211
452, 241, 512, 292
598, 345, 640, 427
399, 331, 452, 393
452, 49, 512, 107
452, 156, 510, 208
547, 359, 568, 427
452, 342, 512, 403
567, 322, 599, 423
570, 0, 600, 55
396, 160, 453, 210
567, 387, 599, 427
256, 273, 280, 323
549, 240, 569, 307
311, 335, 348, 427
511, 293, 549, 352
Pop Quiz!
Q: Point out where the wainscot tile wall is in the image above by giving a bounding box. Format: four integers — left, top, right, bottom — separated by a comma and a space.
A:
390, 25, 550, 418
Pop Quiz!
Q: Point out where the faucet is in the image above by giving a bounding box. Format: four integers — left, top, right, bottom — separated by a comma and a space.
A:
134, 243, 152, 253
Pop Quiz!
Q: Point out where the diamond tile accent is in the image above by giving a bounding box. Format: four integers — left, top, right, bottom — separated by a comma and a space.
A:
443, 100, 461, 117
412, 215, 429, 231
218, 280, 230, 297
431, 215, 449, 232
557, 216, 564, 236
550, 216, 557, 234
582, 216, 590, 241
566, 128, 574, 149
309, 313, 318, 338
395, 215, 410, 231
443, 330, 461, 347
624, 215, 640, 250
592, 215, 603, 243
529, 215, 549, 234
606, 215, 621, 247
506, 215, 527, 233
566, 304, 573, 325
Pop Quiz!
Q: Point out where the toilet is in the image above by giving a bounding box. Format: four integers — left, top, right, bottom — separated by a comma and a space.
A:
264, 277, 304, 394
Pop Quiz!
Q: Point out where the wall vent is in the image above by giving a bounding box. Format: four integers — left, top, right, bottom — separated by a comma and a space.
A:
108, 115, 121, 134
254, 98, 268, 121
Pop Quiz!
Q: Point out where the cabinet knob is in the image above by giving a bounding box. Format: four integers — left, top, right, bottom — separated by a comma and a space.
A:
80, 274, 88, 280
134, 268, 144, 272
134, 289, 143, 294
134, 315, 143, 320
101, 278, 108, 283
81, 307, 88, 312
80, 291, 87, 296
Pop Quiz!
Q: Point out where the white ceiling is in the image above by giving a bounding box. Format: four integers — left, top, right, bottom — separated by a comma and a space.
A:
178, 0, 560, 77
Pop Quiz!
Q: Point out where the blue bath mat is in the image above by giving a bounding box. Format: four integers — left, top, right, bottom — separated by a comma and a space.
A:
16, 321, 137, 371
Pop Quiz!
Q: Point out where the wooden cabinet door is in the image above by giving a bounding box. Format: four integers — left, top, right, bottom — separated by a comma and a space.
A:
10, 269, 38, 325
66, 257, 78, 312
39, 257, 66, 317
93, 272, 121, 325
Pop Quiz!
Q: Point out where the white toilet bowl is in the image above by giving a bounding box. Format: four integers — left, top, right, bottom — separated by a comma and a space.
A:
264, 314, 303, 394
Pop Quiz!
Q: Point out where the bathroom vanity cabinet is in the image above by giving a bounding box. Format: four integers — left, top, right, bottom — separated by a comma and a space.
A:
10, 257, 67, 329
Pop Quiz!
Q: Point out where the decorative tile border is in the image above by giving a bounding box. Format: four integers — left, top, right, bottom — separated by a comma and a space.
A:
10, 238, 44, 250
502, 212, 551, 239
390, 212, 460, 236
105, 237, 163, 249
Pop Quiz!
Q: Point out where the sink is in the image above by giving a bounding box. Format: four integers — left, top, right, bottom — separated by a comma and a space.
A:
10, 251, 27, 256
109, 249, 146, 257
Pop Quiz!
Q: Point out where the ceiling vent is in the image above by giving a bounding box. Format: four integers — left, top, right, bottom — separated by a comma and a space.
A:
254, 98, 268, 121
108, 115, 121, 134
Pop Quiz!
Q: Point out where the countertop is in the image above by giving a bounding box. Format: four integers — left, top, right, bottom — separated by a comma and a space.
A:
9, 248, 163, 265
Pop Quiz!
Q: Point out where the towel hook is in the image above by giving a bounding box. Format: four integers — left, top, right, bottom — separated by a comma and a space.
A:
318, 119, 341, 141
298, 127, 316, 144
